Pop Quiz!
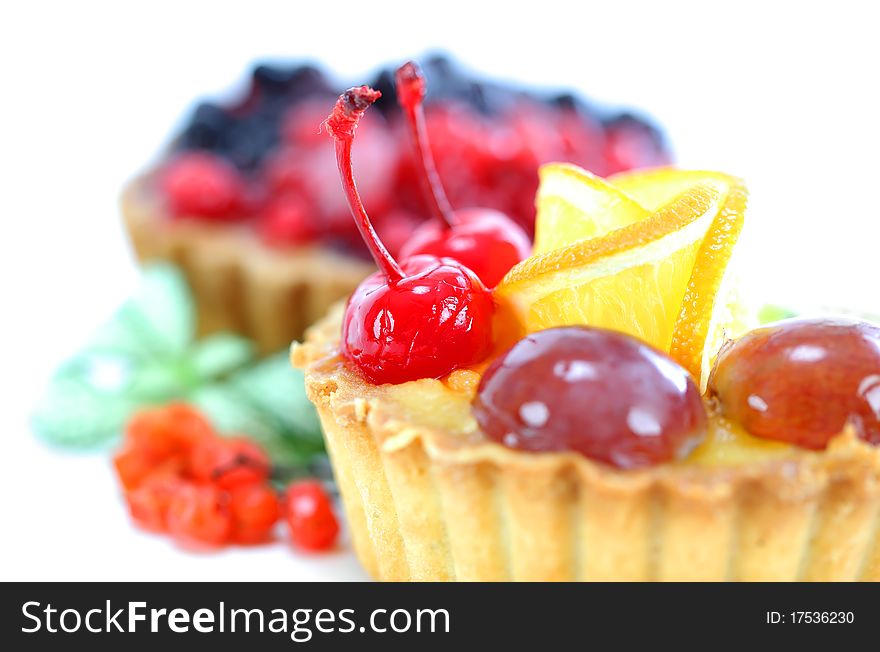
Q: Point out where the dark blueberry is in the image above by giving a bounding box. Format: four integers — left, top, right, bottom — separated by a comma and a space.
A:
419, 54, 472, 99
252, 64, 299, 94
603, 111, 667, 145
252, 63, 333, 98
468, 82, 526, 115
552, 92, 590, 114
219, 118, 280, 171
552, 92, 579, 109
179, 103, 232, 150
369, 68, 397, 115
168, 56, 671, 178
372, 55, 514, 115
286, 65, 334, 95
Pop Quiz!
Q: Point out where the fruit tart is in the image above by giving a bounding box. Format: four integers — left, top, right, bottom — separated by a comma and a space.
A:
292, 84, 880, 581
123, 56, 669, 353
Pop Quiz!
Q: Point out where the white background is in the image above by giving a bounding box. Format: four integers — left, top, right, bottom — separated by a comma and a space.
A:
2, 0, 878, 580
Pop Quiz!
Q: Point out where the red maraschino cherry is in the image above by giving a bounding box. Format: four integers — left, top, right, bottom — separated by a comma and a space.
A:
325, 86, 495, 384
394, 62, 531, 288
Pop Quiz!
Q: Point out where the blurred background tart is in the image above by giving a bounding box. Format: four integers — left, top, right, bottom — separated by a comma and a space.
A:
122, 55, 670, 354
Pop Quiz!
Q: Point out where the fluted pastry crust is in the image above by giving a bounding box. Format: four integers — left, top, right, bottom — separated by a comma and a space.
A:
293, 307, 880, 581
121, 176, 374, 353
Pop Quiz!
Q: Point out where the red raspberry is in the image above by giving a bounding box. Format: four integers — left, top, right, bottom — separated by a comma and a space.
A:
263, 147, 311, 195
603, 119, 670, 175
259, 192, 316, 247
161, 152, 244, 219
281, 100, 334, 148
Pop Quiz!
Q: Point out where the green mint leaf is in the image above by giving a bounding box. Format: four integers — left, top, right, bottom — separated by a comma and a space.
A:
87, 264, 194, 360
189, 334, 255, 381
229, 353, 323, 442
33, 376, 134, 449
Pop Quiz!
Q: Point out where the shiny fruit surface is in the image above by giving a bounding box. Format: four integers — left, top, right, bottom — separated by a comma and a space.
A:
474, 326, 707, 468
497, 165, 747, 384
326, 86, 495, 384
342, 255, 494, 384
228, 483, 281, 544
708, 318, 880, 449
285, 480, 339, 552
399, 207, 531, 288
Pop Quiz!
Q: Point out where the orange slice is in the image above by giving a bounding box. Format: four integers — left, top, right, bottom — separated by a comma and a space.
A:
495, 166, 747, 384
533, 164, 648, 253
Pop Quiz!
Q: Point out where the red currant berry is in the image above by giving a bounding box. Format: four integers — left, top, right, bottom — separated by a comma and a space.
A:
113, 448, 183, 491
125, 474, 186, 533
125, 403, 214, 463
160, 152, 244, 219
166, 484, 233, 547
113, 447, 155, 491
188, 437, 270, 489
474, 327, 707, 468
708, 318, 880, 449
325, 86, 495, 384
284, 480, 339, 552
394, 62, 530, 287
228, 483, 281, 544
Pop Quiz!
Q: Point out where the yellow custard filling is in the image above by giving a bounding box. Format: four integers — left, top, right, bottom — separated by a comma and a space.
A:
378, 369, 795, 467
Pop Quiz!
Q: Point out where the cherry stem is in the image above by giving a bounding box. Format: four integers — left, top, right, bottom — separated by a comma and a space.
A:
325, 87, 404, 282
395, 62, 458, 229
